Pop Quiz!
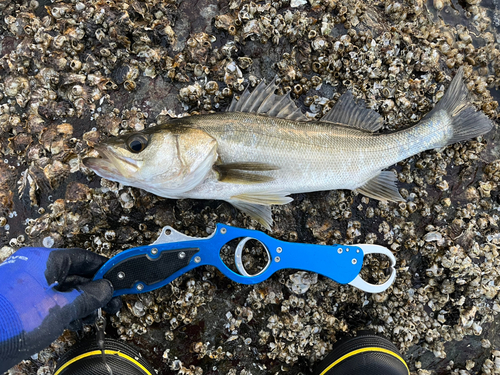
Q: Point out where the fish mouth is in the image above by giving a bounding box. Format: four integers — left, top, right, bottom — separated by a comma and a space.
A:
83, 144, 141, 180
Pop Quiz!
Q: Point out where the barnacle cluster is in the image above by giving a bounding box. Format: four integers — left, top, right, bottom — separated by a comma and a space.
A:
0, 0, 499, 374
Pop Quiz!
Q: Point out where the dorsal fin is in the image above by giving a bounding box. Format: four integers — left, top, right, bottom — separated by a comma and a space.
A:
228, 77, 309, 121
321, 91, 383, 132
228, 87, 251, 112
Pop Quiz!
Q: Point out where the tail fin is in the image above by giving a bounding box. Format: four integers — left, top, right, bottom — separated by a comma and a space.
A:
427, 67, 493, 146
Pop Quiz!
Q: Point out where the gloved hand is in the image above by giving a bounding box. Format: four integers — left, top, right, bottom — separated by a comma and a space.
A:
0, 247, 120, 372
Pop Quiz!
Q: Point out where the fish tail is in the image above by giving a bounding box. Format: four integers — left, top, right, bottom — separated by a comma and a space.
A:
427, 67, 493, 147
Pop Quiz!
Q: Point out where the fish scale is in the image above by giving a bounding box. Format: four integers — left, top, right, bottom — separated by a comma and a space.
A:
190, 113, 388, 192
186, 110, 451, 196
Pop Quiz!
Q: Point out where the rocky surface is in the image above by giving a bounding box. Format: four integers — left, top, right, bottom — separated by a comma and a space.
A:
0, 0, 499, 374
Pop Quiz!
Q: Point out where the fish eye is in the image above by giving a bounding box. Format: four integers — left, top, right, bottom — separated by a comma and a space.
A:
126, 134, 149, 153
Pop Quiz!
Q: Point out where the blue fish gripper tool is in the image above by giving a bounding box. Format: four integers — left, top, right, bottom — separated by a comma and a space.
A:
94, 224, 397, 296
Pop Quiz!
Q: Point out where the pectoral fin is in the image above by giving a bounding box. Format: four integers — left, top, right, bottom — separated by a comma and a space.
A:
228, 191, 293, 229
215, 162, 279, 184
356, 171, 404, 202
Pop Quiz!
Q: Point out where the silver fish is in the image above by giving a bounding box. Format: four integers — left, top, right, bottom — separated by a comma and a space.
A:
83, 67, 493, 229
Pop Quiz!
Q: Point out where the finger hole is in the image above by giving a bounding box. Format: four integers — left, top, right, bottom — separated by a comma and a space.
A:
219, 237, 270, 277
358, 253, 394, 286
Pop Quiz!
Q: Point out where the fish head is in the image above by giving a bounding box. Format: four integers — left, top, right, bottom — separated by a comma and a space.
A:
83, 126, 218, 197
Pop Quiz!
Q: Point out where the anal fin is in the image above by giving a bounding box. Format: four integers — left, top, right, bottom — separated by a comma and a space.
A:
355, 171, 404, 202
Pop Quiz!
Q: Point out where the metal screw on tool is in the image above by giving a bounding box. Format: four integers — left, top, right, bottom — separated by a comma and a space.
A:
117, 271, 125, 279
352, 259, 357, 265
194, 256, 201, 263
275, 256, 281, 262
338, 248, 343, 254
276, 247, 282, 253
136, 283, 144, 291
220, 228, 227, 234
178, 251, 186, 259
151, 248, 158, 255
356, 249, 360, 253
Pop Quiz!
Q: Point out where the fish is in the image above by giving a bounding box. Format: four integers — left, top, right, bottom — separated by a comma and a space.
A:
83, 67, 493, 229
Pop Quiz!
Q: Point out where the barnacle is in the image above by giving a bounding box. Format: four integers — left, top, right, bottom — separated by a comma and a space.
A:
0, 0, 499, 373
